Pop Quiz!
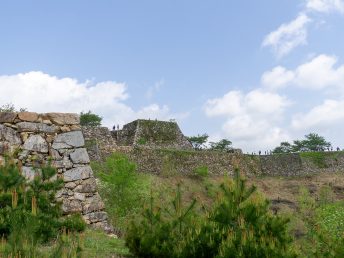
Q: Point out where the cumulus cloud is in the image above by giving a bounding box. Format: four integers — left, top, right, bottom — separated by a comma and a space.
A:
261, 66, 295, 90
262, 54, 344, 92
262, 14, 311, 58
292, 99, 344, 130
205, 89, 291, 151
306, 0, 344, 13
0, 71, 177, 127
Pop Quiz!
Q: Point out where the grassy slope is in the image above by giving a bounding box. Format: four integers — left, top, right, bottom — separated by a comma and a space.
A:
33, 170, 344, 257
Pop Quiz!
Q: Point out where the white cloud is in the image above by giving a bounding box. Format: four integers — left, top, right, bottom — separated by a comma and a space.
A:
0, 71, 177, 128
262, 14, 311, 58
292, 99, 344, 130
261, 66, 295, 90
262, 54, 344, 92
204, 89, 290, 151
306, 0, 344, 13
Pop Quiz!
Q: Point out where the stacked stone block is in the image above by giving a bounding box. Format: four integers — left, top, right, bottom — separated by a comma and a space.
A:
0, 112, 111, 232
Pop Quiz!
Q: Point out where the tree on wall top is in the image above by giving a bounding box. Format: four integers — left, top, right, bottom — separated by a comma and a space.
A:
80, 110, 102, 126
187, 134, 209, 150
273, 133, 332, 153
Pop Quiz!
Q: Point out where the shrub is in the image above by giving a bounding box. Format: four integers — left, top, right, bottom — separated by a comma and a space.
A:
0, 156, 86, 256
192, 166, 208, 178
125, 169, 296, 258
80, 110, 102, 126
92, 153, 151, 231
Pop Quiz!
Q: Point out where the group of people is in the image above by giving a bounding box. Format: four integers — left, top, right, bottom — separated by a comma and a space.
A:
249, 147, 341, 156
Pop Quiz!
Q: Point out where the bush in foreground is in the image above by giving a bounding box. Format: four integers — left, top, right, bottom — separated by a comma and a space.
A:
126, 169, 296, 258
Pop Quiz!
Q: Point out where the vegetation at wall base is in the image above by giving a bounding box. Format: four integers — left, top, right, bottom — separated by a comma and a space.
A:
125, 168, 296, 258
91, 152, 151, 232
0, 155, 86, 257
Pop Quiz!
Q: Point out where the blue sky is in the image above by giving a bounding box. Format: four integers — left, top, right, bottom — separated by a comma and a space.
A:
1, 0, 344, 152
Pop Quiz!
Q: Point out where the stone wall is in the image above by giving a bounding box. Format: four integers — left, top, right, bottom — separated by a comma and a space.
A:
113, 119, 193, 150
80, 123, 344, 177
0, 112, 112, 232
102, 147, 344, 177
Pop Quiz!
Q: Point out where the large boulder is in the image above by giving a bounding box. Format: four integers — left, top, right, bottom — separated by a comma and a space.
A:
23, 135, 48, 153
46, 113, 79, 125
63, 166, 93, 182
70, 148, 90, 163
52, 131, 84, 149
0, 124, 21, 145
17, 122, 58, 133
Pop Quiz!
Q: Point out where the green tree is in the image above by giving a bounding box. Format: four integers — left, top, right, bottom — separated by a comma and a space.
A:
303, 133, 331, 151
209, 139, 232, 151
181, 169, 295, 258
80, 110, 102, 126
125, 169, 296, 258
273, 141, 293, 154
187, 134, 209, 150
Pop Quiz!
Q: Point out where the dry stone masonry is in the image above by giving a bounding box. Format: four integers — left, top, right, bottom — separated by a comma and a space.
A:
0, 112, 112, 232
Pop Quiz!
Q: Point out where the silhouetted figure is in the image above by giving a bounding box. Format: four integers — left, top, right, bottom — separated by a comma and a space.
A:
117, 124, 119, 130
337, 147, 340, 151
112, 125, 116, 130
259, 150, 261, 155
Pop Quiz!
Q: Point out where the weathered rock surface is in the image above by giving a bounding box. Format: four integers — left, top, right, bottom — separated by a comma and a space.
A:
63, 166, 92, 182
74, 178, 97, 193
23, 134, 48, 153
70, 148, 90, 163
18, 112, 39, 122
0, 112, 17, 123
52, 131, 84, 149
0, 124, 22, 145
63, 199, 83, 213
17, 122, 58, 133
83, 194, 105, 214
46, 113, 79, 125
84, 212, 108, 223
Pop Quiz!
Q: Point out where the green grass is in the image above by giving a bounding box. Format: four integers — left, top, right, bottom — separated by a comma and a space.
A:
300, 152, 328, 168
316, 201, 344, 237
83, 229, 131, 257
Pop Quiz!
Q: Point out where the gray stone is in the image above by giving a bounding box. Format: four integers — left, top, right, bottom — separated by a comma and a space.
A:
84, 212, 108, 223
49, 148, 62, 160
74, 192, 86, 201
0, 124, 21, 145
0, 112, 17, 123
65, 182, 77, 189
46, 113, 80, 125
23, 134, 48, 153
83, 194, 105, 214
52, 156, 73, 169
17, 122, 58, 133
74, 178, 97, 193
22, 166, 40, 181
52, 131, 84, 149
62, 199, 82, 213
0, 142, 9, 154
18, 150, 30, 160
63, 166, 93, 182
70, 148, 90, 163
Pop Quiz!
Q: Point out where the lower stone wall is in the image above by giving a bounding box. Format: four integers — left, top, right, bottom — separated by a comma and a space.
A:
0, 112, 112, 232
97, 147, 344, 178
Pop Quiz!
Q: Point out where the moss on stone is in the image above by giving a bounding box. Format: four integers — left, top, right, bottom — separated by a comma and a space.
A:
138, 120, 178, 144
